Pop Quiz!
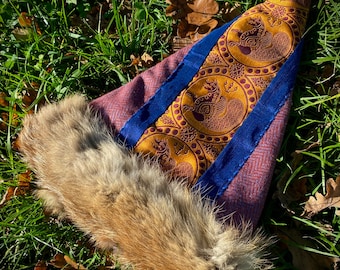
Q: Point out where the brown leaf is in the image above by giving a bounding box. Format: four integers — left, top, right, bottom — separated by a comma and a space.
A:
0, 170, 32, 207
0, 187, 17, 207
186, 11, 211, 25
166, 0, 192, 19
187, 0, 219, 25
18, 12, 33, 27
130, 55, 141, 67
169, 1, 242, 48
17, 12, 42, 36
197, 19, 218, 34
187, 0, 219, 15
177, 19, 198, 39
22, 84, 39, 109
50, 253, 87, 270
0, 92, 9, 107
0, 92, 20, 131
141, 52, 154, 68
189, 19, 218, 41
12, 135, 21, 152
64, 255, 87, 270
0, 112, 9, 131
50, 253, 68, 269
302, 175, 340, 218
166, 4, 179, 15
12, 28, 32, 41
18, 170, 32, 185
34, 260, 48, 270
167, 0, 219, 41
177, 18, 190, 38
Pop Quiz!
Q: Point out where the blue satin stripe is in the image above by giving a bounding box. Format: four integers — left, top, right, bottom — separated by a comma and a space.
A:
194, 40, 305, 199
119, 18, 237, 147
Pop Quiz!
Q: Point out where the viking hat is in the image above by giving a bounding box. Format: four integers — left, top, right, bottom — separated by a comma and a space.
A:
91, 0, 310, 225
19, 0, 311, 268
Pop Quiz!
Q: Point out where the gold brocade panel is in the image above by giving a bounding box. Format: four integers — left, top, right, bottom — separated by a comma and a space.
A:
135, 0, 309, 186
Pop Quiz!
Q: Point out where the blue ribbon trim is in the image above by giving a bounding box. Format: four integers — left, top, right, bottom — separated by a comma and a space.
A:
119, 18, 304, 201
119, 18, 238, 146
194, 40, 304, 199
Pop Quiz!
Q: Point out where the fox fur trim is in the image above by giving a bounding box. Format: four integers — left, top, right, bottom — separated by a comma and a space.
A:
19, 95, 274, 270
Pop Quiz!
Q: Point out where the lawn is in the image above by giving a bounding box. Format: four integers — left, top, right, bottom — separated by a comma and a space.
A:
0, 0, 339, 269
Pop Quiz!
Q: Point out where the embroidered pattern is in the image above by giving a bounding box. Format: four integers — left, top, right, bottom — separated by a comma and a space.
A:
135, 0, 308, 186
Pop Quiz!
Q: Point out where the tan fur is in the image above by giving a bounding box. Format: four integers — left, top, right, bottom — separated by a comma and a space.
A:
19, 95, 273, 270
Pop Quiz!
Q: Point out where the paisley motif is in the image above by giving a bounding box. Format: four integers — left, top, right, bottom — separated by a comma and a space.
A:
134, 0, 309, 186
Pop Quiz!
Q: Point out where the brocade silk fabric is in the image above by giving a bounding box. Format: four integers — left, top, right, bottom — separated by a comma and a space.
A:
91, 0, 310, 224
130, 0, 308, 185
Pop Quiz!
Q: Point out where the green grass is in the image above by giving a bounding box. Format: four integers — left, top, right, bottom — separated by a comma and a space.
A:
262, 0, 340, 268
1, 0, 340, 269
0, 195, 110, 269
1, 0, 172, 268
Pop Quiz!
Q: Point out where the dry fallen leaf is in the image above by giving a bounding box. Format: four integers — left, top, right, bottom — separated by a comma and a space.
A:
141, 52, 154, 68
50, 253, 87, 270
22, 82, 42, 111
0, 87, 40, 132
302, 175, 340, 218
130, 52, 154, 72
12, 28, 32, 40
166, 0, 193, 20
18, 12, 33, 27
0, 112, 9, 131
50, 254, 69, 269
64, 255, 87, 270
186, 0, 219, 25
167, 1, 242, 50
34, 260, 48, 270
130, 54, 141, 67
189, 18, 218, 41
166, 0, 219, 41
0, 92, 8, 107
14, 12, 42, 39
0, 92, 11, 131
0, 170, 32, 207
